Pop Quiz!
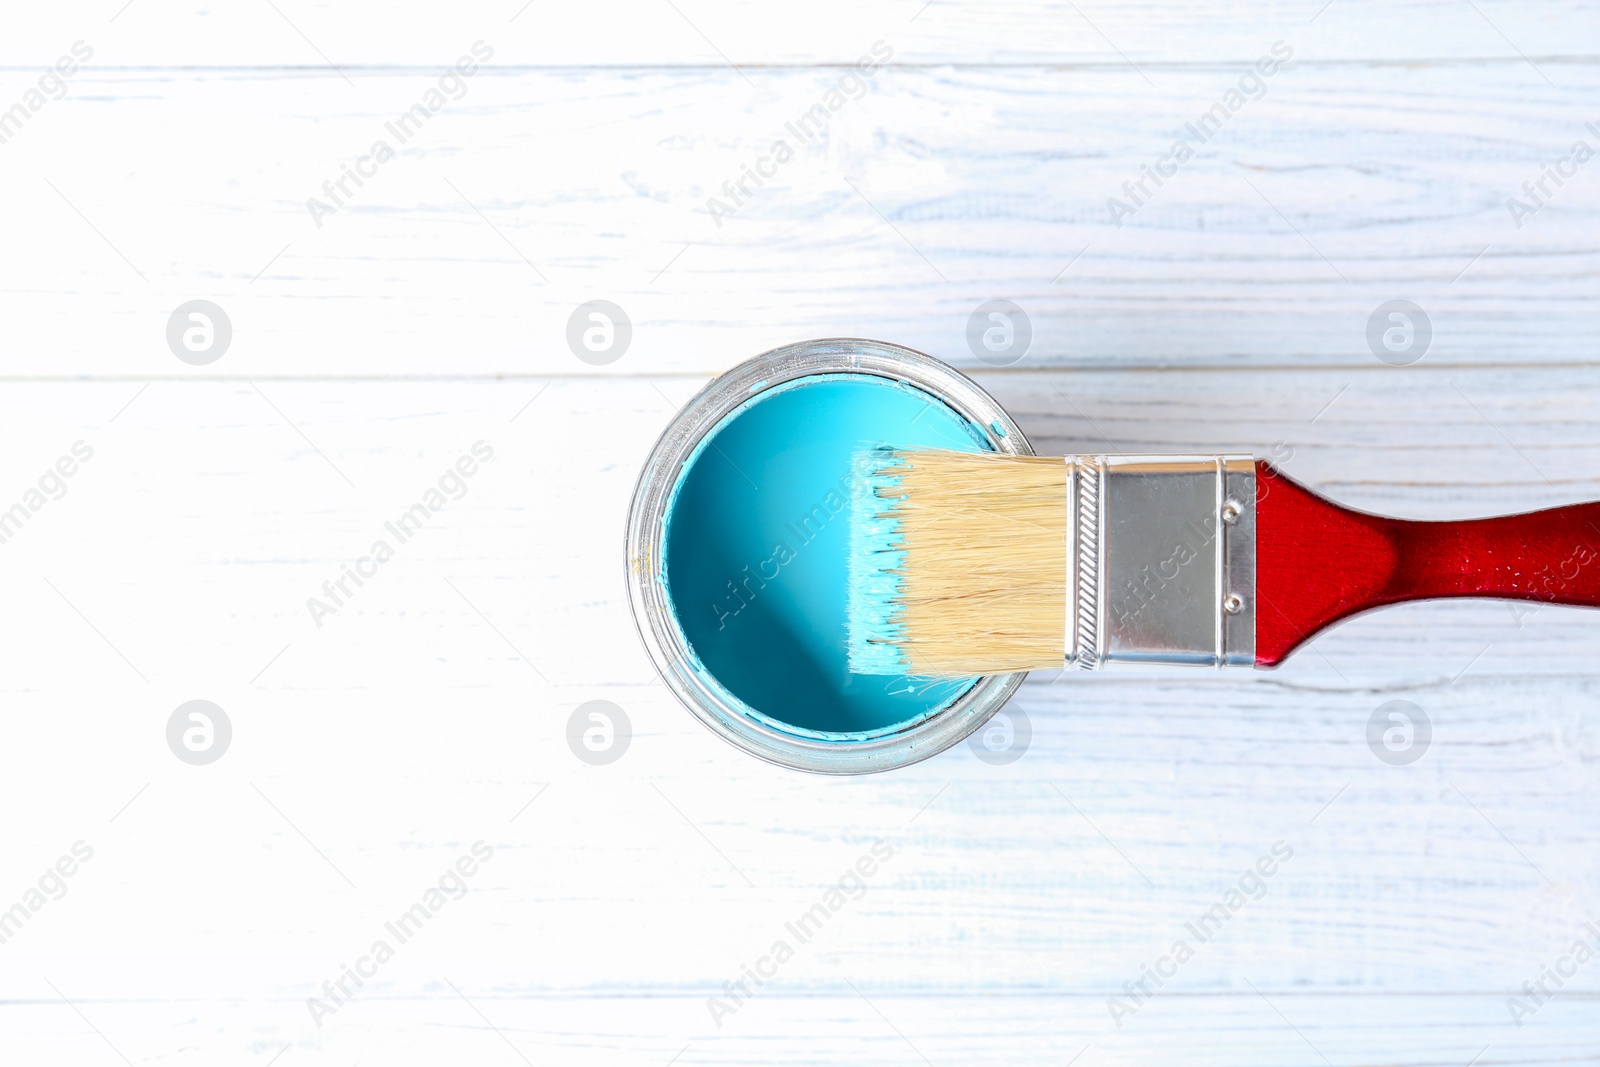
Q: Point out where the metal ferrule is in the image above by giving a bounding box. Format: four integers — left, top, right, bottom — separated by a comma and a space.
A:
1065, 455, 1256, 669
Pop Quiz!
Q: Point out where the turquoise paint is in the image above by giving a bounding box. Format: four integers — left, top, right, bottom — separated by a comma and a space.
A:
662, 374, 988, 736
844, 448, 917, 675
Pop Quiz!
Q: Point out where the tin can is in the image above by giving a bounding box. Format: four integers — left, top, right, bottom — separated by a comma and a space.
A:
625, 338, 1032, 773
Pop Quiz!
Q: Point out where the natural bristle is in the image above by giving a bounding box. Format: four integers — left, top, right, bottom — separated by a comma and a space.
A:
847, 448, 1068, 677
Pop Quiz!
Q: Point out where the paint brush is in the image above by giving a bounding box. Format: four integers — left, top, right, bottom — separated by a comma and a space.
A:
847, 447, 1600, 676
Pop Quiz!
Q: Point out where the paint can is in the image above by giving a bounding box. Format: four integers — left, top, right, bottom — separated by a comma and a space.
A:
625, 338, 1032, 773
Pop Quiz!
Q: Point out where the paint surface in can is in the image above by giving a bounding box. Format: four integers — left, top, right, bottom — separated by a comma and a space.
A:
662, 373, 987, 736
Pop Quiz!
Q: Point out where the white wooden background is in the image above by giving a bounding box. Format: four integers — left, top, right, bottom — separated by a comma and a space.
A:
2, 2, 1598, 1064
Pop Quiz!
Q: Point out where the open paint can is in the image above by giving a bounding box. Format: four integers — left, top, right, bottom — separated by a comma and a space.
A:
626, 338, 1031, 773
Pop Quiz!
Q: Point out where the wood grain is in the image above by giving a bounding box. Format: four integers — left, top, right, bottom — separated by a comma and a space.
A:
3, 0, 1597, 65
0, 60, 1595, 376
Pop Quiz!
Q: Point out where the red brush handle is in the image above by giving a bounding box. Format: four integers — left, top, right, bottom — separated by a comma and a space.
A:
1254, 461, 1600, 667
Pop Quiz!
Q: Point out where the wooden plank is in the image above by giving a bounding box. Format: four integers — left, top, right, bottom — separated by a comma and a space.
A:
0, 992, 1596, 1065
3, 0, 1597, 65
0, 61, 1595, 376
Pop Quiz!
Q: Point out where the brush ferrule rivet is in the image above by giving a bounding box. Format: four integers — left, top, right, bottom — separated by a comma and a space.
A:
1221, 499, 1243, 525
1223, 594, 1245, 615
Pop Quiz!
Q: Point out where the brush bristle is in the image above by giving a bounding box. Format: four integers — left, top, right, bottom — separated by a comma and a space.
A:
847, 448, 1068, 677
